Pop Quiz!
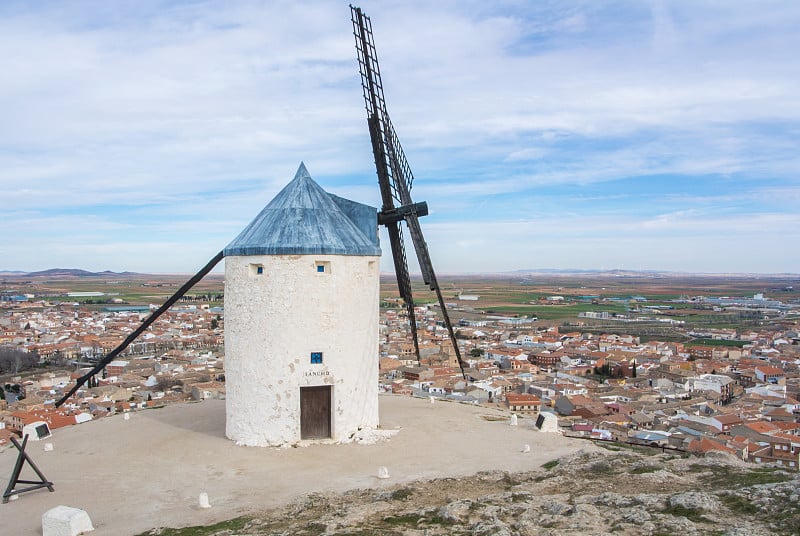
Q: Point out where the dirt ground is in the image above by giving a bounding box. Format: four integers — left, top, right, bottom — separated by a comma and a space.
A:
0, 395, 591, 535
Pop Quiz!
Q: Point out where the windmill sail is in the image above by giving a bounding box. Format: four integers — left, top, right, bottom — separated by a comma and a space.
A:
351, 5, 466, 378
55, 252, 224, 407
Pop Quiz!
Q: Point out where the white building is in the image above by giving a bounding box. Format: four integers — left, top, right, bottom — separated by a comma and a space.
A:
223, 164, 381, 447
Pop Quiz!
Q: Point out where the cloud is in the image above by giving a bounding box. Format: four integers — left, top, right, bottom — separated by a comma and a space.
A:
1, 0, 798, 273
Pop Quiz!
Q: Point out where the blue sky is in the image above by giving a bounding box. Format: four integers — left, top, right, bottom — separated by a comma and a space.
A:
1, 0, 799, 274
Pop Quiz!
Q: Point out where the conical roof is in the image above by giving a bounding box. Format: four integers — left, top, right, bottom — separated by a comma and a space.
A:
224, 163, 381, 257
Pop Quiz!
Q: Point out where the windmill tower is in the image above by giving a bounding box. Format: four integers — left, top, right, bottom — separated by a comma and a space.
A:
223, 163, 381, 447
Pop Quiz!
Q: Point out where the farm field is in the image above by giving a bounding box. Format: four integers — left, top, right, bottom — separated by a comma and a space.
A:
3, 270, 798, 332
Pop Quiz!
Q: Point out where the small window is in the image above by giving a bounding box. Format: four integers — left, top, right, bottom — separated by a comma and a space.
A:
315, 261, 331, 274
250, 263, 264, 276
317, 265, 325, 273
257, 266, 264, 275
310, 352, 323, 364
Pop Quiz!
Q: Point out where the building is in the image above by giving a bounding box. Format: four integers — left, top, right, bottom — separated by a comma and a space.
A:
506, 393, 542, 414
685, 374, 735, 404
755, 366, 786, 385
688, 345, 715, 360
224, 163, 382, 447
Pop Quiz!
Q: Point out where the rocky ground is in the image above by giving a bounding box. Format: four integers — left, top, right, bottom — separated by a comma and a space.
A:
141, 442, 800, 536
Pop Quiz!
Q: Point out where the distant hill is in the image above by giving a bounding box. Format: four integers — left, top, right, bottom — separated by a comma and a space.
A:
512, 268, 800, 278
13, 268, 141, 277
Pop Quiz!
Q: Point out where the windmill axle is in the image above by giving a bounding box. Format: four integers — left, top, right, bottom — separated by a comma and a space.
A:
378, 201, 429, 225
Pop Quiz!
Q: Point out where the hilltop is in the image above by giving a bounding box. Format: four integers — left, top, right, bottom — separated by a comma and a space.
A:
0, 395, 587, 536
141, 447, 800, 536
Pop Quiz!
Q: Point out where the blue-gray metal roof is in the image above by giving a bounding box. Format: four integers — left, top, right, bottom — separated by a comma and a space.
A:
224, 163, 381, 257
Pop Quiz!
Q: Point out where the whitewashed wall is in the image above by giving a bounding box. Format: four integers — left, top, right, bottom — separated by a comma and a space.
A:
224, 253, 379, 446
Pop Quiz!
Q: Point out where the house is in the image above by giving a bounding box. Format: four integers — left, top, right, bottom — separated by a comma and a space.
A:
465, 386, 490, 402
191, 381, 225, 400
687, 437, 738, 456
764, 407, 795, 422
471, 380, 504, 402
398, 366, 434, 382
5, 409, 77, 433
755, 366, 786, 385
685, 374, 735, 403
711, 413, 744, 433
688, 346, 715, 360
105, 360, 129, 376
628, 412, 655, 430
0, 427, 15, 447
488, 347, 528, 364
505, 393, 541, 414
748, 444, 799, 470
391, 381, 413, 396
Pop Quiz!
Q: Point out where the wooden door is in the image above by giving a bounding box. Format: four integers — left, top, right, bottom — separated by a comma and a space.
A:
300, 386, 331, 439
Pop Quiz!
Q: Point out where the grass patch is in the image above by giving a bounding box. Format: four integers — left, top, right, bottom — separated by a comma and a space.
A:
596, 441, 661, 456
426, 515, 454, 525
720, 493, 759, 514
484, 303, 628, 320
630, 465, 660, 474
686, 338, 748, 347
136, 516, 252, 536
390, 487, 413, 501
663, 504, 707, 522
692, 464, 792, 488
479, 414, 508, 422
383, 511, 452, 528
587, 460, 617, 476
541, 459, 559, 470
383, 513, 424, 526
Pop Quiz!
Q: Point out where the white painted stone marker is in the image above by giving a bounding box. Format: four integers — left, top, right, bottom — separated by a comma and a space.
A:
429, 396, 435, 404
510, 414, 518, 426
198, 492, 211, 508
124, 413, 130, 421
44, 442, 54, 451
536, 412, 559, 433
377, 466, 390, 479
521, 444, 531, 453
42, 505, 94, 536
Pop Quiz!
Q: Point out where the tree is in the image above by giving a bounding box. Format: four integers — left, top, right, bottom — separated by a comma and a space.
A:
470, 348, 485, 358
210, 318, 219, 330
632, 360, 637, 378
0, 347, 38, 374
156, 377, 182, 392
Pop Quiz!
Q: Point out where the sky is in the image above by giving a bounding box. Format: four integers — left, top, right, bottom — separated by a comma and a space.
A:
1, 0, 799, 275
